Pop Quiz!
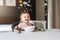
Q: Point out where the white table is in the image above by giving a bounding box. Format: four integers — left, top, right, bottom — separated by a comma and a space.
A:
0, 29, 60, 40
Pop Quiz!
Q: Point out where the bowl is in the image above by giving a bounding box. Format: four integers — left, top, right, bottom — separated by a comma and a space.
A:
24, 26, 35, 32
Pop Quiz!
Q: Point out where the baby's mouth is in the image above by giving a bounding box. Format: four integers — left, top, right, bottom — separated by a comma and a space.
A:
25, 20, 29, 22
25, 21, 28, 22
25, 20, 28, 21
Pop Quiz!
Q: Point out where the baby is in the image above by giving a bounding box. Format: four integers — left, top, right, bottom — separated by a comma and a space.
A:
15, 12, 36, 32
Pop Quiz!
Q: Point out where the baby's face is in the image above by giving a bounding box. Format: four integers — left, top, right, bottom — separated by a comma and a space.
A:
21, 13, 30, 23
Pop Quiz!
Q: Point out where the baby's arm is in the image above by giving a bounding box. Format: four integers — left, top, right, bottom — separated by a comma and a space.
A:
15, 25, 24, 31
15, 26, 17, 29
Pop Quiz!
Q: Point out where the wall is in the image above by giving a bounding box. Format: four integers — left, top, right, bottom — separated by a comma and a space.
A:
0, 7, 18, 24
0, 0, 19, 24
36, 0, 44, 20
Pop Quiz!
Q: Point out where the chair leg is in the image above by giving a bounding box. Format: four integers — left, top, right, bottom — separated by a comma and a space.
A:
11, 25, 14, 32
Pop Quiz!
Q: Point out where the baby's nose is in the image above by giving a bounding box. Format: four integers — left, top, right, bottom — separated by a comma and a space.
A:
26, 17, 28, 19
25, 18, 29, 20
26, 18, 28, 20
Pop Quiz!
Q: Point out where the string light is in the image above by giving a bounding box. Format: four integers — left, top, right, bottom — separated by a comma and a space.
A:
19, 0, 23, 4
18, 0, 32, 13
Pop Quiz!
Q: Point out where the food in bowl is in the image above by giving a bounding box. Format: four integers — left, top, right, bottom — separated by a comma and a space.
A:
24, 26, 35, 32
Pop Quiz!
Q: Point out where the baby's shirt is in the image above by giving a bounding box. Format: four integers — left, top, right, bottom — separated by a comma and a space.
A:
18, 22, 33, 29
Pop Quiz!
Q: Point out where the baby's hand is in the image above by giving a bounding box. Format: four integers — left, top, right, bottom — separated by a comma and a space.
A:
15, 26, 21, 30
15, 26, 18, 29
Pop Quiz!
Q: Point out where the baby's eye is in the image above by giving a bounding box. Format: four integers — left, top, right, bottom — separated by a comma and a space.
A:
24, 17, 26, 18
27, 16, 30, 18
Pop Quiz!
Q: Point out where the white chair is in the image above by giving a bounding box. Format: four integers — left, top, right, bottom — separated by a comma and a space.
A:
30, 20, 46, 30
